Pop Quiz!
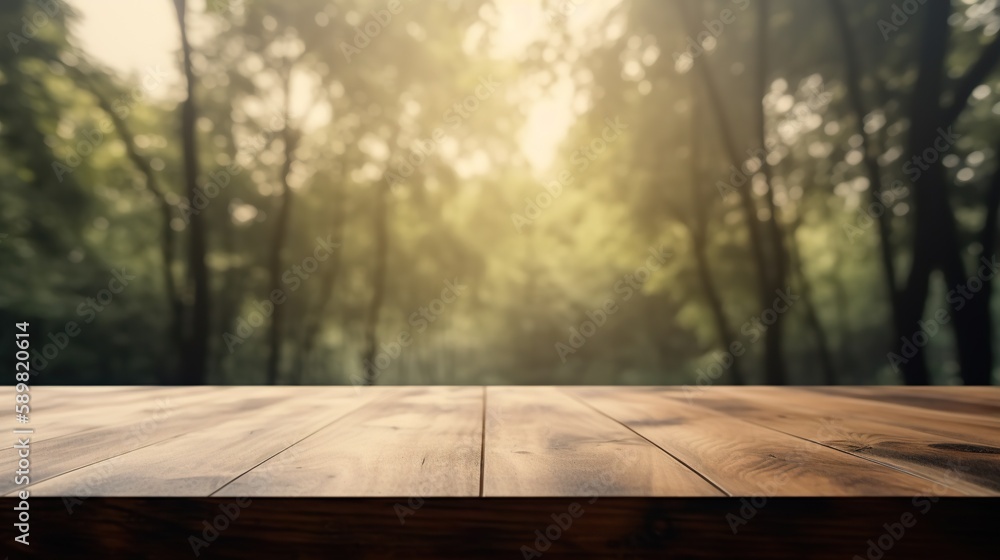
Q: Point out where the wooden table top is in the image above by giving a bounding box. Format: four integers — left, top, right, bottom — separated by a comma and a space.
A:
5, 386, 999, 497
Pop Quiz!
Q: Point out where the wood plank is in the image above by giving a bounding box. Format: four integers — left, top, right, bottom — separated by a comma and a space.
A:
0, 387, 299, 495
567, 387, 946, 496
21, 387, 380, 497
482, 387, 721, 496
4, 386, 213, 415
19, 497, 997, 559
0, 386, 224, 447
717, 387, 1000, 448
214, 387, 483, 497
807, 386, 1000, 416
5, 386, 998, 498
679, 388, 1000, 495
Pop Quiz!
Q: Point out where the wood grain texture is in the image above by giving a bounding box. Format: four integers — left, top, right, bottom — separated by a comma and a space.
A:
567, 387, 944, 496
736, 387, 1000, 448
4, 386, 999, 498
15, 498, 996, 559
0, 386, 222, 447
808, 386, 1000, 416
214, 387, 483, 497
22, 388, 378, 497
681, 388, 1000, 495
0, 387, 268, 495
483, 387, 721, 496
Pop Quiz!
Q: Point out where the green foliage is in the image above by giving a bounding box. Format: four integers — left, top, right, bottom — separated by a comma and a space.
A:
1, 0, 998, 385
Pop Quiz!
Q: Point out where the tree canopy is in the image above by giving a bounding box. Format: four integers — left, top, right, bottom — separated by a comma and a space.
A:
2, 0, 999, 386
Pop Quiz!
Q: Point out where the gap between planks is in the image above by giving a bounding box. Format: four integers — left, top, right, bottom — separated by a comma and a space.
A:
479, 386, 486, 497
210, 389, 390, 497
557, 388, 731, 496
572, 387, 960, 496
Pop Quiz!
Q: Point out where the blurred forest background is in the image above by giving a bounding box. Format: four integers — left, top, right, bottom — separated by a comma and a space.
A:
2, 0, 1000, 386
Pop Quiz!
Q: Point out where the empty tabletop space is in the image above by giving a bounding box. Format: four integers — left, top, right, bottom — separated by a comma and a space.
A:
3, 386, 998, 497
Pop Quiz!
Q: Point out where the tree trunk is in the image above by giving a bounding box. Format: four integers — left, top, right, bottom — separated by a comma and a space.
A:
939, 201, 992, 385
687, 77, 744, 385
265, 72, 296, 385
787, 218, 838, 384
74, 68, 184, 379
676, 0, 782, 382
898, 4, 1000, 386
295, 178, 345, 384
827, 0, 910, 380
755, 0, 789, 385
173, 0, 211, 385
690, 234, 745, 385
964, 156, 1000, 385
217, 216, 245, 376
832, 234, 858, 382
893, 0, 951, 385
361, 182, 390, 386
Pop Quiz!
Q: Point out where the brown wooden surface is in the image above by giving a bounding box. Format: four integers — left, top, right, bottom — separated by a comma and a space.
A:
483, 387, 721, 496
214, 386, 483, 497
12, 497, 997, 559
563, 387, 960, 496
2, 386, 998, 497
24, 388, 380, 496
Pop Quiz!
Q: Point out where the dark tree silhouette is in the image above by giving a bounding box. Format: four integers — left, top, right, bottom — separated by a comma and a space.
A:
173, 0, 211, 385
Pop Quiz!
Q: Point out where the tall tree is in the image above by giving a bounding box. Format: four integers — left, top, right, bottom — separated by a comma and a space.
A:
173, 0, 211, 384
71, 65, 184, 368
896, 2, 1000, 385
265, 66, 299, 385
677, 0, 788, 383
828, 0, 911, 381
296, 173, 346, 384
686, 77, 745, 385
755, 0, 791, 384
361, 181, 390, 386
